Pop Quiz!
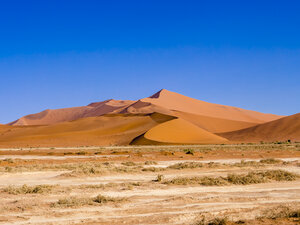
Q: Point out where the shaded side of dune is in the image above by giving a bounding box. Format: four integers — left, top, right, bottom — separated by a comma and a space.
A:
0, 113, 175, 147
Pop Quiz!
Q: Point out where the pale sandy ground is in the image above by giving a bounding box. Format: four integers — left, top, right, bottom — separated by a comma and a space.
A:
0, 161, 299, 224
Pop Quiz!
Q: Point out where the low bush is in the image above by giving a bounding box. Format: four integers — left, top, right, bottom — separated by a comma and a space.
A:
164, 170, 298, 186
3, 184, 53, 194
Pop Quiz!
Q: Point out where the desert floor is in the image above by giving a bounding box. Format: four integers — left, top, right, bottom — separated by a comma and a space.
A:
0, 144, 299, 225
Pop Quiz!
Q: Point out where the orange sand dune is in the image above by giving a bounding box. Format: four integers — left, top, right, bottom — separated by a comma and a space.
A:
9, 89, 282, 127
0, 113, 175, 147
4, 89, 289, 146
131, 118, 228, 145
9, 99, 135, 126
219, 113, 300, 142
138, 89, 282, 123
172, 111, 258, 133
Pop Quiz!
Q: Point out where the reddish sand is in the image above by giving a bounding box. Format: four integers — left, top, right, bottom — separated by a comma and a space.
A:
140, 89, 282, 123
133, 118, 228, 145
172, 111, 258, 133
220, 113, 300, 142
1, 89, 292, 147
0, 113, 174, 147
9, 99, 135, 126
9, 89, 282, 126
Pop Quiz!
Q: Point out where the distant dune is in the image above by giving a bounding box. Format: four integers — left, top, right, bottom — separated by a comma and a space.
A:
219, 113, 300, 142
9, 99, 134, 126
0, 89, 290, 147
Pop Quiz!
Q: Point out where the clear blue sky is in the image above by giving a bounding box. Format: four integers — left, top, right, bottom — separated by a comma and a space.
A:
1, 0, 300, 123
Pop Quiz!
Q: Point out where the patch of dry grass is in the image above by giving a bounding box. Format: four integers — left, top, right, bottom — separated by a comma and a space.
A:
2, 184, 54, 194
168, 162, 203, 170
53, 194, 126, 207
164, 170, 298, 186
259, 158, 283, 164
262, 205, 300, 219
144, 161, 158, 165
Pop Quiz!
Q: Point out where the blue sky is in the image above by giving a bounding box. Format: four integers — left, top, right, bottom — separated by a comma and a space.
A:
0, 0, 300, 123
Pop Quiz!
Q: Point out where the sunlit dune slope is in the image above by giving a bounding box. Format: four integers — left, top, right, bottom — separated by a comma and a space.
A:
131, 118, 228, 145
9, 99, 135, 126
0, 113, 175, 147
9, 89, 282, 127
172, 111, 258, 133
219, 113, 300, 142
139, 89, 282, 123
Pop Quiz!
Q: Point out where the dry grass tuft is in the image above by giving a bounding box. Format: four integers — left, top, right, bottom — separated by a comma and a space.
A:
3, 184, 54, 194
262, 205, 300, 219
144, 161, 158, 165
164, 170, 298, 186
53, 194, 125, 207
259, 158, 283, 164
168, 162, 203, 170
121, 161, 137, 166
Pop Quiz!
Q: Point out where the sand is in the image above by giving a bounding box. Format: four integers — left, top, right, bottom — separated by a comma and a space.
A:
0, 145, 299, 225
9, 99, 135, 126
220, 113, 300, 142
0, 113, 174, 147
2, 89, 296, 147
141, 89, 282, 123
133, 118, 228, 145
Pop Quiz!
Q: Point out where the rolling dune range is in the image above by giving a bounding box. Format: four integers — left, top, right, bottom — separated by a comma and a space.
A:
1, 89, 298, 147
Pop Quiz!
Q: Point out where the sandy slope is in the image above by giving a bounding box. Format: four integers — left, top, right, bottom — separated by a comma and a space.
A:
9, 89, 282, 126
3, 89, 289, 146
219, 113, 300, 142
140, 89, 282, 123
9, 99, 135, 126
0, 113, 175, 147
132, 118, 228, 145
172, 111, 258, 133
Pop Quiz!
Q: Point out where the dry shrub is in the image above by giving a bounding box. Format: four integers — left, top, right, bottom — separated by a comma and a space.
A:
121, 161, 136, 166
168, 162, 203, 170
144, 161, 158, 165
164, 176, 227, 186
53, 194, 125, 207
142, 167, 165, 172
262, 205, 300, 219
54, 196, 93, 207
164, 170, 298, 186
194, 217, 229, 225
259, 158, 283, 164
3, 184, 53, 194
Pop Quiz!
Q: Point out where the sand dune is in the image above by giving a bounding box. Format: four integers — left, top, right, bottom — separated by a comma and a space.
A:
140, 89, 282, 123
9, 99, 135, 126
131, 118, 228, 145
0, 113, 174, 147
172, 111, 258, 133
219, 113, 300, 142
3, 89, 290, 146
9, 89, 282, 126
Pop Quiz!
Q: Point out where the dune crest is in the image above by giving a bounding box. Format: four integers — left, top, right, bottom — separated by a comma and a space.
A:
141, 89, 282, 123
1, 89, 292, 147
9, 99, 135, 126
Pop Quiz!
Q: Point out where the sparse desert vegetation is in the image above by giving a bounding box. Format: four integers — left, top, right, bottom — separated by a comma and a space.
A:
0, 144, 299, 224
